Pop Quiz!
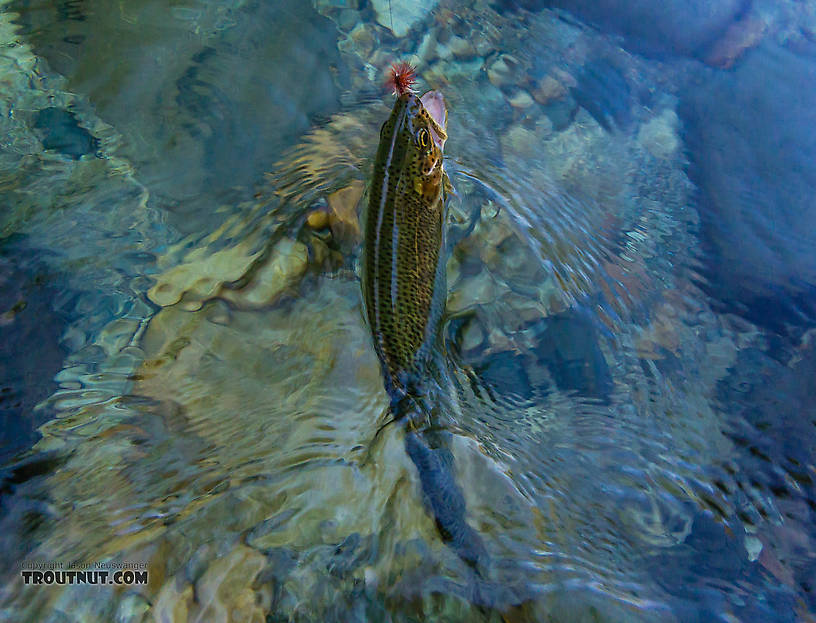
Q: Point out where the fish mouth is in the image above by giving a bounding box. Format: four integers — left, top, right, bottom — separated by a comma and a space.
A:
420, 91, 447, 150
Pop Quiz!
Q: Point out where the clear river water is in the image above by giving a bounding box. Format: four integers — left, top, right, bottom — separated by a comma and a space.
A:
1, 1, 815, 621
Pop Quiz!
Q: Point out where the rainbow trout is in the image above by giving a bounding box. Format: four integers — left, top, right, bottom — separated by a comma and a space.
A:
362, 89, 488, 569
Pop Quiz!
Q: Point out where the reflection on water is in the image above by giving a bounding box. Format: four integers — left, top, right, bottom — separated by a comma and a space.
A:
1, 0, 814, 621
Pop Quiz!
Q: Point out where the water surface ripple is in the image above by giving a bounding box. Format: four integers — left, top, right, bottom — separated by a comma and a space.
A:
1, 1, 814, 622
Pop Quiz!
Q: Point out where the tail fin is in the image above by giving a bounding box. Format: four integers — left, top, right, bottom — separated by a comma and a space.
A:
403, 427, 490, 573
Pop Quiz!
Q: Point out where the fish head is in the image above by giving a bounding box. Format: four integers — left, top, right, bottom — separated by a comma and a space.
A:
378, 91, 448, 202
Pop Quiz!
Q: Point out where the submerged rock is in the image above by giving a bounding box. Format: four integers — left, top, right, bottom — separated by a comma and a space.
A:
342, 22, 377, 59
486, 54, 521, 88
532, 74, 568, 105
192, 545, 267, 622
680, 41, 816, 333
148, 237, 308, 311
532, 309, 613, 401
221, 239, 308, 309
115, 592, 151, 623
447, 35, 477, 59
510, 0, 748, 59
33, 107, 99, 160
571, 58, 632, 131
705, 14, 767, 69
147, 239, 262, 310
371, 0, 439, 37
327, 180, 364, 247
507, 90, 535, 109
306, 208, 330, 230
18, 0, 350, 230
500, 124, 540, 159
152, 579, 194, 623
638, 109, 680, 160
0, 250, 67, 464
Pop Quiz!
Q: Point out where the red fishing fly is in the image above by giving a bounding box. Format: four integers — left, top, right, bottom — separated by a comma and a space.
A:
385, 61, 417, 96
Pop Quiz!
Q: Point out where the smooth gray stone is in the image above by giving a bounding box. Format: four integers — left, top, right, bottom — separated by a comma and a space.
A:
494, 0, 746, 58
680, 41, 816, 330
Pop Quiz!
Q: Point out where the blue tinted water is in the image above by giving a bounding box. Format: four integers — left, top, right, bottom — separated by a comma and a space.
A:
1, 1, 814, 621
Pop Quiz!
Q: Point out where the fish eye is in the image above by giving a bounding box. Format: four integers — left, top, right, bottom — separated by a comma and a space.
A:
416, 128, 430, 149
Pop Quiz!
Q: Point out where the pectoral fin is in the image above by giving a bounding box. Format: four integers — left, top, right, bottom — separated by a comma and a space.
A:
443, 170, 456, 202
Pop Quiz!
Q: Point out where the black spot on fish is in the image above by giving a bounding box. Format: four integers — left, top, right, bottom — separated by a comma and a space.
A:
33, 107, 99, 159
